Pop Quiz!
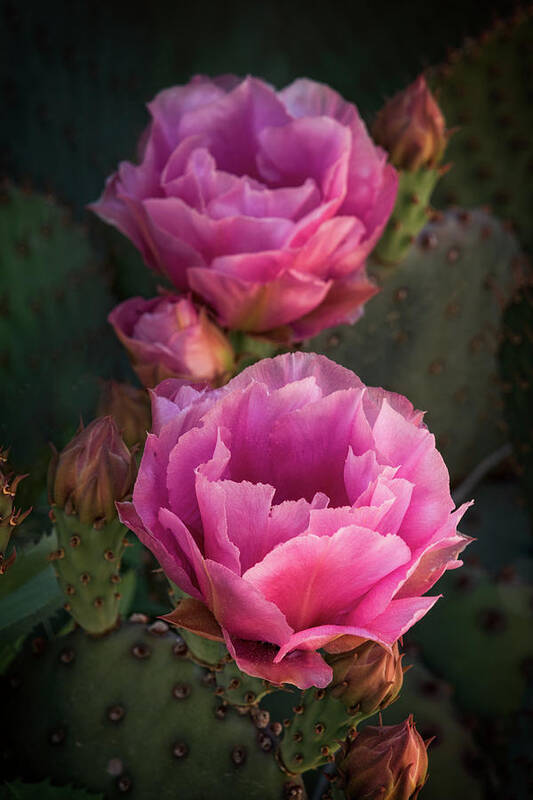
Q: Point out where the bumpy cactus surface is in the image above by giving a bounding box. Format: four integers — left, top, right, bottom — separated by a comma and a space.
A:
4, 619, 305, 799
499, 286, 533, 517
0, 184, 121, 497
410, 565, 533, 716
430, 9, 533, 252
308, 208, 523, 480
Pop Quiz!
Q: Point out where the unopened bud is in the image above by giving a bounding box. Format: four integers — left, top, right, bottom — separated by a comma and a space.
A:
340, 716, 429, 800
373, 76, 449, 171
98, 381, 150, 449
327, 640, 404, 715
48, 417, 136, 525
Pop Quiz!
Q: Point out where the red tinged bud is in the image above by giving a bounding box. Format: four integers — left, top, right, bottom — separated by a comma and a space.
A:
373, 76, 449, 171
98, 381, 151, 449
48, 417, 136, 525
327, 640, 404, 715
340, 716, 429, 799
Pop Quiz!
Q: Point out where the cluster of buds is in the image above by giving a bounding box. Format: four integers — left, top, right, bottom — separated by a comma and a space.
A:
48, 417, 136, 527
339, 716, 429, 799
327, 640, 404, 716
98, 381, 151, 450
372, 76, 450, 171
0, 448, 31, 574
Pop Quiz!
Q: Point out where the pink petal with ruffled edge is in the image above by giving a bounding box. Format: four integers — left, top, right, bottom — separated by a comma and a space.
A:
177, 77, 291, 179
195, 475, 274, 574
188, 265, 331, 332
166, 425, 231, 532
369, 399, 453, 547
226, 351, 364, 395
204, 559, 292, 645
208, 176, 321, 222
268, 388, 363, 505
244, 525, 411, 631
257, 117, 350, 204
225, 635, 332, 689
145, 197, 294, 261
117, 502, 201, 599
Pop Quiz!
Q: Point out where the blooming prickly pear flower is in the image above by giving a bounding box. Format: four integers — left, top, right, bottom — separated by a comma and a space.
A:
98, 381, 151, 449
372, 76, 449, 171
0, 448, 30, 574
118, 352, 472, 689
339, 716, 429, 799
48, 418, 136, 526
108, 295, 235, 389
327, 640, 404, 715
90, 76, 398, 340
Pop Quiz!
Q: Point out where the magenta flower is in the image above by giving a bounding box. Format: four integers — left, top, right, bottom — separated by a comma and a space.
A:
109, 295, 235, 389
118, 353, 471, 689
90, 76, 398, 339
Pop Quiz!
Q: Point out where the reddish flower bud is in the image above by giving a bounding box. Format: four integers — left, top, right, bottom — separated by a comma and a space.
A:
327, 640, 404, 715
340, 716, 429, 800
49, 418, 136, 525
372, 76, 449, 171
109, 295, 235, 389
98, 381, 151, 449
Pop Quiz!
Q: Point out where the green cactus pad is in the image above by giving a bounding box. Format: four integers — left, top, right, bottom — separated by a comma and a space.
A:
430, 9, 533, 252
374, 168, 441, 264
409, 566, 533, 716
278, 686, 366, 775
215, 658, 278, 708
51, 509, 129, 635
0, 183, 122, 500
458, 477, 532, 581
0, 780, 103, 800
499, 285, 533, 517
307, 208, 522, 480
4, 619, 306, 799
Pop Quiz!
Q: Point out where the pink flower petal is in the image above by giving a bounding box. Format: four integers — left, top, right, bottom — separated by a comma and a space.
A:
257, 116, 350, 203
188, 265, 331, 332
244, 525, 411, 631
225, 634, 332, 689
268, 388, 363, 505
204, 560, 292, 645
290, 271, 378, 340
117, 501, 201, 599
177, 77, 291, 178
166, 424, 231, 531
226, 350, 363, 395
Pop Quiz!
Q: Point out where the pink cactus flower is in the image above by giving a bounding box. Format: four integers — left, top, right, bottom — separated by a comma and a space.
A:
90, 76, 398, 340
118, 353, 471, 689
109, 295, 235, 389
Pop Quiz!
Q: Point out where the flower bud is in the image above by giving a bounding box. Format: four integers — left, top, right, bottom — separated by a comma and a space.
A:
98, 381, 150, 449
327, 640, 404, 715
109, 294, 235, 389
372, 76, 448, 171
49, 417, 136, 525
340, 716, 429, 800
0, 448, 30, 574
